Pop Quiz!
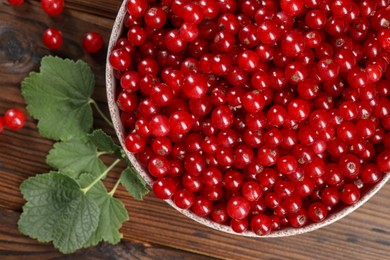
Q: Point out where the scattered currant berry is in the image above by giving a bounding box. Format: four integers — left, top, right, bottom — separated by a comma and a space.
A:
82, 32, 104, 53
42, 28, 63, 50
4, 108, 26, 130
41, 0, 64, 16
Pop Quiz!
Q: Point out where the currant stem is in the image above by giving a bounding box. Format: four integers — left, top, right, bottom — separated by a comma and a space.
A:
81, 158, 121, 194
108, 178, 122, 197
89, 98, 114, 128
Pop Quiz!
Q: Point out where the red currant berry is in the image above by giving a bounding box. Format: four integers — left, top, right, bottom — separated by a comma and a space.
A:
41, 0, 64, 16
153, 177, 177, 200
42, 28, 63, 50
308, 202, 328, 222
173, 189, 195, 209
82, 32, 104, 53
125, 132, 146, 153
341, 183, 360, 205
4, 108, 25, 130
191, 196, 214, 217
109, 48, 131, 71
250, 214, 272, 236
227, 196, 251, 220
377, 150, 390, 173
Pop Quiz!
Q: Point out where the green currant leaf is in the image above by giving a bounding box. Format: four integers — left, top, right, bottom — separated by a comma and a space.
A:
87, 129, 123, 159
18, 172, 100, 254
120, 166, 149, 201
78, 174, 129, 246
46, 138, 107, 179
21, 56, 94, 141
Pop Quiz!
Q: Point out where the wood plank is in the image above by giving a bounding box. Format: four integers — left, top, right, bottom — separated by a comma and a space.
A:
0, 0, 389, 259
0, 208, 213, 260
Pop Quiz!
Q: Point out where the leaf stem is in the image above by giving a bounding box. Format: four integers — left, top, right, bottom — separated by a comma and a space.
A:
81, 158, 121, 194
89, 98, 114, 128
108, 178, 122, 197
97, 151, 109, 157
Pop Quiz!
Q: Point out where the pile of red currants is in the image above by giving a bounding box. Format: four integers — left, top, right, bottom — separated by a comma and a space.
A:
110, 0, 390, 235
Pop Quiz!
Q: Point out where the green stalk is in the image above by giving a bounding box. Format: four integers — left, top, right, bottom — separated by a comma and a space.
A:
81, 158, 121, 194
89, 98, 114, 128
108, 178, 122, 197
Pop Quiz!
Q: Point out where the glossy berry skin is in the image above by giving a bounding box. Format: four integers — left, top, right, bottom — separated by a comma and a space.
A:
280, 0, 305, 17
277, 155, 298, 175
126, 0, 148, 18
125, 133, 146, 153
361, 164, 383, 184
169, 111, 193, 135
173, 189, 195, 209
340, 184, 360, 205
109, 48, 131, 71
227, 196, 251, 220
191, 196, 214, 217
241, 181, 262, 202
377, 151, 390, 173
7, 0, 24, 6
153, 177, 177, 200
82, 32, 104, 53
211, 106, 234, 130
144, 7, 167, 29
211, 204, 229, 224
182, 73, 208, 99
4, 108, 25, 130
308, 202, 327, 222
250, 214, 272, 236
287, 209, 308, 228
41, 0, 64, 16
149, 115, 170, 137
42, 28, 63, 50
231, 219, 249, 233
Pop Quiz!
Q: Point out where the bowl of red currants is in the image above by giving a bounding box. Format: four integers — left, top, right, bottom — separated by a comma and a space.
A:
106, 0, 390, 237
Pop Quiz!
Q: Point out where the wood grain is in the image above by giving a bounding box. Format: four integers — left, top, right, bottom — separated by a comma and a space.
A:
0, 0, 389, 259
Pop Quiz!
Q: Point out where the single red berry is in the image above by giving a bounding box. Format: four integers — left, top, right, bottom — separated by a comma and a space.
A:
82, 32, 104, 53
227, 196, 251, 220
109, 48, 131, 71
191, 196, 214, 217
153, 177, 177, 200
340, 183, 360, 205
308, 202, 328, 222
250, 214, 272, 236
231, 218, 249, 233
125, 132, 146, 153
287, 209, 308, 228
42, 28, 63, 50
4, 108, 25, 130
41, 0, 64, 16
377, 150, 390, 173
173, 189, 195, 209
210, 203, 229, 224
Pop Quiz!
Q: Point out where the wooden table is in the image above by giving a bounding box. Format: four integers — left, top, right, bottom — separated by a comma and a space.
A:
0, 0, 389, 259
